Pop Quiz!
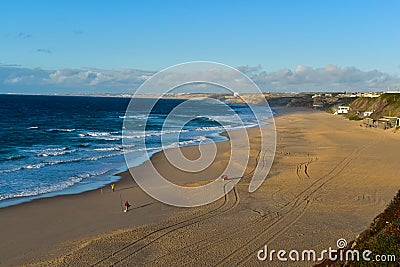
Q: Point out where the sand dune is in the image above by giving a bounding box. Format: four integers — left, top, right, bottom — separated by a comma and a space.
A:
1, 107, 399, 266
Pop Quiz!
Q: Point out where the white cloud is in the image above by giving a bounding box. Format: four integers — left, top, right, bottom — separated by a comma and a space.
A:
5, 77, 22, 84
0, 66, 156, 94
49, 70, 69, 83
251, 64, 400, 91
0, 64, 399, 94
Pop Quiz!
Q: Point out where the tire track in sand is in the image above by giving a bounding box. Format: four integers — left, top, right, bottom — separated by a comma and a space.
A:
215, 142, 375, 266
94, 141, 268, 266
92, 184, 239, 267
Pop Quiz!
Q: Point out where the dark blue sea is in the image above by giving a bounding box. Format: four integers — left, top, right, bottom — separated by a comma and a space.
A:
0, 94, 269, 208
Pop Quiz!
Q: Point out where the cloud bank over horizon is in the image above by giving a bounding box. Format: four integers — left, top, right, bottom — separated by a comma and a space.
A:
0, 64, 399, 94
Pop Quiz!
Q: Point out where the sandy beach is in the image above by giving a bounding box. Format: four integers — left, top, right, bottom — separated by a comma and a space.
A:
1, 107, 400, 266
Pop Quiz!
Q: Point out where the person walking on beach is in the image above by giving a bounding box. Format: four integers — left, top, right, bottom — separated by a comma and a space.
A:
124, 200, 131, 212
111, 183, 115, 192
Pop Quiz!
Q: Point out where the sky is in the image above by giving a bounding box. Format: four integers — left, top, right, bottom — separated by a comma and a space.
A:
1, 0, 400, 93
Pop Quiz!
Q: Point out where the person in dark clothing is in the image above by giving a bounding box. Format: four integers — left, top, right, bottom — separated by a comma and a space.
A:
124, 200, 131, 212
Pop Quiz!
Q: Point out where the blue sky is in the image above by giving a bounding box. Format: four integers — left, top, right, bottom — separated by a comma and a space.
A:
1, 0, 400, 93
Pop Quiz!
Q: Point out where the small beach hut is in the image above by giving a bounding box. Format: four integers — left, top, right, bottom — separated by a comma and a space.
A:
377, 118, 390, 130
337, 106, 350, 114
382, 116, 398, 128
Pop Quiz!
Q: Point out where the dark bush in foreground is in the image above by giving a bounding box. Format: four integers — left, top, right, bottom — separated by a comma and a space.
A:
339, 190, 400, 266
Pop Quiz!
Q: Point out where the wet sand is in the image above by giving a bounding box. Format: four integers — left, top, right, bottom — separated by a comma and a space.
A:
1, 107, 399, 266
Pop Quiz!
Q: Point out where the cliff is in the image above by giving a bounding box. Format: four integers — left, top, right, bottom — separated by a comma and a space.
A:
349, 93, 400, 119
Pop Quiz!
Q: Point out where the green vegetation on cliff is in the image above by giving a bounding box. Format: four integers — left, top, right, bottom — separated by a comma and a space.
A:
338, 190, 400, 266
350, 93, 400, 119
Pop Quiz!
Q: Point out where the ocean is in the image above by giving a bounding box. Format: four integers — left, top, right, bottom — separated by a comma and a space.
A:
0, 94, 268, 208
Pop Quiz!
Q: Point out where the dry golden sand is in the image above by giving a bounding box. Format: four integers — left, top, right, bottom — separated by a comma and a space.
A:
1, 108, 399, 266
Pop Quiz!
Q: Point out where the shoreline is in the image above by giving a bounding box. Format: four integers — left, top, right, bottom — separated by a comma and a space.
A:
0, 121, 244, 209
0, 106, 389, 210
1, 107, 399, 266
0, 110, 270, 266
0, 104, 279, 209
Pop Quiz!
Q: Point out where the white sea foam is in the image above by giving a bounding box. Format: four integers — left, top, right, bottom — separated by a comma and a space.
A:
93, 146, 122, 151
0, 167, 23, 174
103, 137, 121, 141
86, 131, 111, 137
36, 148, 76, 157
84, 153, 122, 161
1, 152, 121, 174
24, 163, 46, 169
82, 129, 191, 142
46, 128, 76, 132
0, 169, 112, 201
123, 129, 189, 139
206, 115, 237, 122
0, 176, 83, 201
119, 114, 147, 119
195, 126, 227, 132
